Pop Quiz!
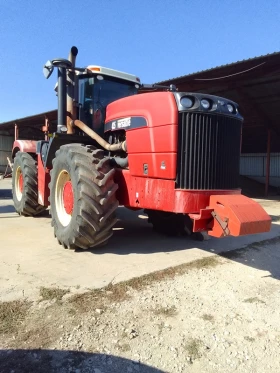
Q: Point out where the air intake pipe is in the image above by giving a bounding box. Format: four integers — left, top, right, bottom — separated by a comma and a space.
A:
72, 119, 127, 152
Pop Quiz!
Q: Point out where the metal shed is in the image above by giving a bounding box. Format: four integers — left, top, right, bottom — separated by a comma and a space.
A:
0, 110, 57, 172
158, 52, 280, 195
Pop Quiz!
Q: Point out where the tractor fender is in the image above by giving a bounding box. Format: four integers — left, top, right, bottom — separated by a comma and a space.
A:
12, 140, 37, 159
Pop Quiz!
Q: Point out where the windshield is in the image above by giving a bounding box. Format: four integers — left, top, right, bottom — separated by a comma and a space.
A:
79, 76, 138, 135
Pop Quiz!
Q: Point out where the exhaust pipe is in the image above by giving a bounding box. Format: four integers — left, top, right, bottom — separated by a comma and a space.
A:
66, 46, 78, 134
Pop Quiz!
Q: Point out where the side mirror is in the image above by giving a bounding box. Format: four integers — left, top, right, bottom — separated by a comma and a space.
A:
43, 58, 72, 79
54, 82, 58, 96
43, 60, 54, 79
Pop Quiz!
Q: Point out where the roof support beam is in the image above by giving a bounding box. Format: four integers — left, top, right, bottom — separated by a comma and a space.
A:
265, 129, 271, 196
14, 123, 18, 140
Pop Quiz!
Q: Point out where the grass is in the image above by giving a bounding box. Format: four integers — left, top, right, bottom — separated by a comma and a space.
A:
220, 236, 280, 260
244, 336, 255, 342
17, 325, 53, 348
157, 321, 165, 335
201, 313, 214, 322
184, 338, 202, 360
68, 287, 106, 313
39, 287, 70, 302
244, 297, 265, 304
68, 256, 220, 313
153, 305, 177, 317
117, 343, 131, 352
0, 300, 30, 334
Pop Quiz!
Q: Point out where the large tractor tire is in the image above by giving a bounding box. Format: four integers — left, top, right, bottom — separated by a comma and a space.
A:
12, 152, 47, 216
49, 144, 118, 250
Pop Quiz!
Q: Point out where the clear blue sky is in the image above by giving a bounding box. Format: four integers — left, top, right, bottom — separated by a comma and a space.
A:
0, 0, 279, 122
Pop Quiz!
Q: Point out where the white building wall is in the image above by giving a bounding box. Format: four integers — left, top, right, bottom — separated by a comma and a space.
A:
240, 153, 280, 187
0, 135, 14, 173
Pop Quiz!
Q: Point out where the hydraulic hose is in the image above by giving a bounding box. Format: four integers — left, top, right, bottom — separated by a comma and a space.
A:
72, 119, 127, 152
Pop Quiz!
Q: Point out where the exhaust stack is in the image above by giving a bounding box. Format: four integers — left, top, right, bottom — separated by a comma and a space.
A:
66, 46, 78, 134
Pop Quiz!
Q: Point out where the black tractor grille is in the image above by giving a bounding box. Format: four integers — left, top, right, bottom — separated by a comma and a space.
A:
176, 112, 242, 190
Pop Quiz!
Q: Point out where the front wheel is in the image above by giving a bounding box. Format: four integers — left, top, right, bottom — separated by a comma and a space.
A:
12, 152, 47, 216
49, 144, 118, 250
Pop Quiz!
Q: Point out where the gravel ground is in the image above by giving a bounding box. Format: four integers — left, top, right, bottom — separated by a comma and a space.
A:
0, 236, 280, 373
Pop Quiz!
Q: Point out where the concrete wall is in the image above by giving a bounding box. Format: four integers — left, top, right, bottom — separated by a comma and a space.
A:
240, 153, 280, 187
0, 135, 14, 173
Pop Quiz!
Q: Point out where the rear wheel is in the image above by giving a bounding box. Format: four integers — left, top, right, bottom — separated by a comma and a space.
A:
12, 152, 47, 216
49, 144, 118, 250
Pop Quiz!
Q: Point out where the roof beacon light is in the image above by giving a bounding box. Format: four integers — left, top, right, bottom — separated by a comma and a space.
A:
88, 66, 101, 72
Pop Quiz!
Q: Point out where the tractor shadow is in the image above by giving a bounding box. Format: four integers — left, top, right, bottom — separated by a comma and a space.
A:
0, 188, 17, 216
87, 207, 279, 255
0, 188, 12, 199
80, 207, 199, 255
0, 349, 164, 373
0, 186, 50, 217
0, 204, 18, 215
84, 207, 280, 280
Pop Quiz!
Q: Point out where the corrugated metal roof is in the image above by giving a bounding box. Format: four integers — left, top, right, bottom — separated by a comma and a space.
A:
157, 51, 280, 84
156, 51, 280, 154
0, 110, 57, 130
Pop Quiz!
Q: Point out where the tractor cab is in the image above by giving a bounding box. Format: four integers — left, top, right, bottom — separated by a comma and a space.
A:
78, 66, 140, 135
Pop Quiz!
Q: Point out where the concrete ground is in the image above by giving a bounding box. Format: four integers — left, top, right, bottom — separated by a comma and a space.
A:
0, 178, 279, 302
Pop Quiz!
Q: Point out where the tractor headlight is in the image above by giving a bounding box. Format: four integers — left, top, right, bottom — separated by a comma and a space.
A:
201, 99, 211, 109
180, 96, 193, 108
227, 104, 234, 113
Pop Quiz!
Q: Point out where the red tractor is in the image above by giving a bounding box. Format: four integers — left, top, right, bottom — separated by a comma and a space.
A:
11, 47, 271, 250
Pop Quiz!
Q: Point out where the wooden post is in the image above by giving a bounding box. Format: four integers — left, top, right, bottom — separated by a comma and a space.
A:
44, 116, 49, 140
14, 123, 18, 140
265, 129, 271, 197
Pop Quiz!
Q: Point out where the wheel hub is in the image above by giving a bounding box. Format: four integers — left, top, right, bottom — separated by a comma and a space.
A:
63, 181, 74, 215
19, 174, 23, 193
55, 170, 73, 227
15, 166, 23, 201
